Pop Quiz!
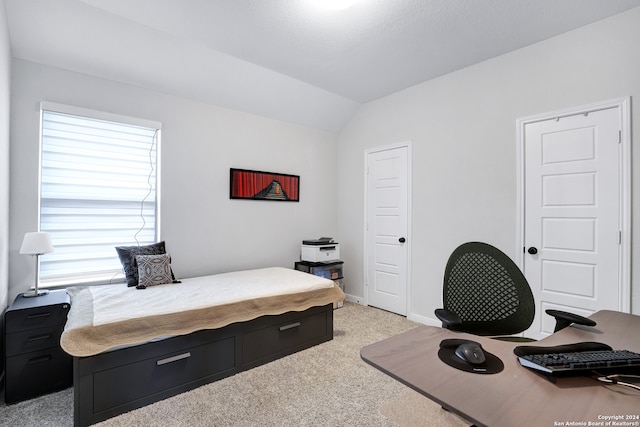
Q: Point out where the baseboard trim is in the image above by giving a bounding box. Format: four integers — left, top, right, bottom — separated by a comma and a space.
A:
408, 312, 441, 327
342, 296, 442, 327
344, 293, 364, 305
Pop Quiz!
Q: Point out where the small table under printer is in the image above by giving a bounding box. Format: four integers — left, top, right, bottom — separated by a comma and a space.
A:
296, 238, 344, 307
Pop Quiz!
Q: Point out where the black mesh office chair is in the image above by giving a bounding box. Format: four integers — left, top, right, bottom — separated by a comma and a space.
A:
435, 242, 595, 342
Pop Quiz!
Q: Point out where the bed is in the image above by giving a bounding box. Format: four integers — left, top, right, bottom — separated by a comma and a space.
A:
60, 267, 344, 427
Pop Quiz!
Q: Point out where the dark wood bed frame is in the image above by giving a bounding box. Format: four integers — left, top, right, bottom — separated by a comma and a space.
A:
73, 303, 334, 426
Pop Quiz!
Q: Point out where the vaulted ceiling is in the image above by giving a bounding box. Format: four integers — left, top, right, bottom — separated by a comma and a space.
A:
5, 0, 640, 132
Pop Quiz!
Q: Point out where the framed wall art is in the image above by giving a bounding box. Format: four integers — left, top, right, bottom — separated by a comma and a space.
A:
229, 168, 300, 202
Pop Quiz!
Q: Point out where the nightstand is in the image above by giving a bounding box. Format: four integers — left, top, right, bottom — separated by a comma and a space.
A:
4, 289, 72, 403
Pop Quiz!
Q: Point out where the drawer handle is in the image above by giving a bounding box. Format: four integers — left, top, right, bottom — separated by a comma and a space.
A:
28, 334, 52, 342
279, 322, 301, 331
28, 355, 52, 364
157, 352, 191, 366
27, 312, 51, 319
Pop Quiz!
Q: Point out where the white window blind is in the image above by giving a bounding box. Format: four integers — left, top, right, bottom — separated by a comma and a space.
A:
39, 105, 160, 286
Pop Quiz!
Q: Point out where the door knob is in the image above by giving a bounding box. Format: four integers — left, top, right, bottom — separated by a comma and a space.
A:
399, 237, 406, 243
527, 247, 538, 255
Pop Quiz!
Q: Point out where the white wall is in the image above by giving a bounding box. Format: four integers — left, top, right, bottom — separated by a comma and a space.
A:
7, 7, 640, 316
0, 0, 11, 311
337, 7, 640, 322
9, 59, 338, 302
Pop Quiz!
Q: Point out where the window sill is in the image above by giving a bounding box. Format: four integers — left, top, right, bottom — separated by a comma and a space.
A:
40, 272, 126, 288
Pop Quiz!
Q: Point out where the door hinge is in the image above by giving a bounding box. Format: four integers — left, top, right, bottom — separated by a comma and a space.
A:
619, 130, 622, 143
619, 230, 622, 245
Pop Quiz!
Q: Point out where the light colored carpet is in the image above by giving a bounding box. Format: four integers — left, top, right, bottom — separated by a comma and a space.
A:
0, 302, 470, 427
380, 389, 468, 427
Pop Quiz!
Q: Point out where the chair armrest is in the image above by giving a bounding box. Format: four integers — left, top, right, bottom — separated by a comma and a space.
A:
545, 309, 597, 333
435, 308, 462, 327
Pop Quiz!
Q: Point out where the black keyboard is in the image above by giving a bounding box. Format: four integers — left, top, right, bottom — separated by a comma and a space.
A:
514, 342, 640, 375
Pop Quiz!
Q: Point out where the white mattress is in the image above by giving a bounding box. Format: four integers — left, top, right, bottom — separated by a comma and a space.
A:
89, 266, 335, 326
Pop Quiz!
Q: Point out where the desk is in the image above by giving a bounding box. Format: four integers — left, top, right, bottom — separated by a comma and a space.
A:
361, 310, 640, 427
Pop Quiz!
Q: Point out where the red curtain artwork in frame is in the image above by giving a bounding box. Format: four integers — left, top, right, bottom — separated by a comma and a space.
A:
230, 168, 300, 202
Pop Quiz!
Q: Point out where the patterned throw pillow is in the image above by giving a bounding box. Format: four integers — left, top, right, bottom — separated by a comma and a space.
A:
136, 253, 174, 287
115, 242, 170, 287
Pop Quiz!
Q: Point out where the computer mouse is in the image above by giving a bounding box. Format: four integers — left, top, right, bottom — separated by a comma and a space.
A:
454, 342, 486, 366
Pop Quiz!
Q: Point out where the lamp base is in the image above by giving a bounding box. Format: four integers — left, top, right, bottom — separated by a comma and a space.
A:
22, 289, 50, 298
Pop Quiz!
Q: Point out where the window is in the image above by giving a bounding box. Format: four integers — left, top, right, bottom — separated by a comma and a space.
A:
39, 102, 161, 286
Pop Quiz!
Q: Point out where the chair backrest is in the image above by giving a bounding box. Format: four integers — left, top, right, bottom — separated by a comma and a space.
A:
442, 242, 535, 336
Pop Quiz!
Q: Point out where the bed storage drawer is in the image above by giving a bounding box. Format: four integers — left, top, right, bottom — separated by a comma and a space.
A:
242, 309, 329, 365
91, 336, 236, 413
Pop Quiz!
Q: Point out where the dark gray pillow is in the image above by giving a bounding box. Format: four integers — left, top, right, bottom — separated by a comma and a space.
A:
115, 241, 169, 287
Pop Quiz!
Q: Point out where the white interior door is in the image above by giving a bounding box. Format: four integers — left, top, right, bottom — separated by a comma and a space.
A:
365, 143, 410, 315
521, 100, 630, 339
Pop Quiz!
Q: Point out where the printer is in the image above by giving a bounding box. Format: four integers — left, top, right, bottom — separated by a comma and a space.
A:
301, 238, 340, 262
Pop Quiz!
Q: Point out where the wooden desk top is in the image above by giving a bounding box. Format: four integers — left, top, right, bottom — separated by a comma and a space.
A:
361, 310, 640, 427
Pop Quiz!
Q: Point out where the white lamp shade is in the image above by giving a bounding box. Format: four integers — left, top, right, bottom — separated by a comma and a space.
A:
20, 232, 54, 255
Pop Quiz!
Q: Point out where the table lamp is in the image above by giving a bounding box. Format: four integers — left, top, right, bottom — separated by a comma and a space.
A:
20, 231, 53, 297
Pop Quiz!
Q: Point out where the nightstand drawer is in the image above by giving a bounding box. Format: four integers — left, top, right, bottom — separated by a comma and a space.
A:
5, 302, 70, 332
5, 346, 72, 403
5, 324, 65, 356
